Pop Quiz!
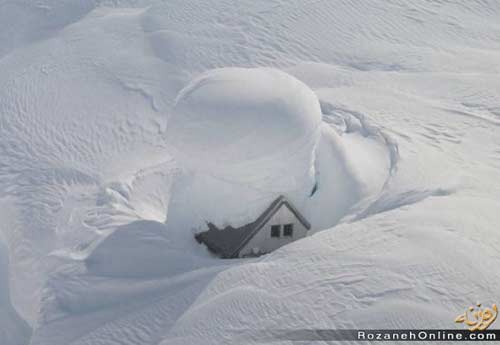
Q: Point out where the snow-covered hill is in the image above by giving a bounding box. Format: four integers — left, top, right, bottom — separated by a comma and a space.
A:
0, 1, 499, 344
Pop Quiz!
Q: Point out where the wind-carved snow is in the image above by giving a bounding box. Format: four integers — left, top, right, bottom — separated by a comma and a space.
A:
0, 1, 500, 345
163, 67, 388, 255
164, 67, 323, 234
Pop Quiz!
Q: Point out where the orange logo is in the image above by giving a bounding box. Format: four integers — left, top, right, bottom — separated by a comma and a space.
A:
455, 303, 498, 331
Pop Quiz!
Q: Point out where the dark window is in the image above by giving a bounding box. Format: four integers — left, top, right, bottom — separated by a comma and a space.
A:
271, 225, 281, 238
284, 224, 294, 237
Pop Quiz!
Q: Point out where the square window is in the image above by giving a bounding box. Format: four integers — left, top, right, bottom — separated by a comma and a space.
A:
284, 224, 293, 237
271, 225, 281, 238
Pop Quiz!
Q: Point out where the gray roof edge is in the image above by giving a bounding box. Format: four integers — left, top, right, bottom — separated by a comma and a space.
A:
227, 197, 282, 257
228, 195, 311, 257
281, 200, 311, 230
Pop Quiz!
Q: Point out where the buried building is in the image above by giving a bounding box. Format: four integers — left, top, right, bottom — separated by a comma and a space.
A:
195, 195, 311, 258
164, 67, 321, 256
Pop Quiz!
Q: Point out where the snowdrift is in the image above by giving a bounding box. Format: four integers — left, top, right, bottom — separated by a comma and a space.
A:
1, 1, 500, 345
165, 67, 322, 232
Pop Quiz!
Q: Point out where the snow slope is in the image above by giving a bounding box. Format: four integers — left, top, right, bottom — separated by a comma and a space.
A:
0, 1, 499, 344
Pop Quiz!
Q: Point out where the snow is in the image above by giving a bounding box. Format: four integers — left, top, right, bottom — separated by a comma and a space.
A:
167, 68, 322, 174
0, 1, 500, 345
0, 232, 31, 345
85, 220, 176, 278
165, 67, 323, 231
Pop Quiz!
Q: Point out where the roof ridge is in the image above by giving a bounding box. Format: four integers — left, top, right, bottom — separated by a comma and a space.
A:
196, 195, 311, 258
228, 195, 310, 257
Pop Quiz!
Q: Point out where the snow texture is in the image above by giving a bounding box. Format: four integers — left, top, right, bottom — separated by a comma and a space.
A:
0, 1, 499, 345
165, 67, 323, 232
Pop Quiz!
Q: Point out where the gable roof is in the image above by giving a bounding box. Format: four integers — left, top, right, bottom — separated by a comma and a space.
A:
195, 195, 311, 258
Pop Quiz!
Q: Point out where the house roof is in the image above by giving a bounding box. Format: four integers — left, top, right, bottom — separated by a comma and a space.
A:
195, 195, 311, 258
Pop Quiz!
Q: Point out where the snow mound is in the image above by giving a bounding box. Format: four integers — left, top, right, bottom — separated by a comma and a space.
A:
165, 67, 322, 182
84, 220, 208, 278
164, 68, 322, 232
85, 220, 170, 278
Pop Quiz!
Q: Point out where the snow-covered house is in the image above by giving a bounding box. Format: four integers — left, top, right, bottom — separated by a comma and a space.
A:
164, 68, 321, 238
195, 196, 311, 258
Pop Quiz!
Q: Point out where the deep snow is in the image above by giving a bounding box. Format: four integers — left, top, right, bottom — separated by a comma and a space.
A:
0, 1, 500, 345
165, 67, 322, 232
